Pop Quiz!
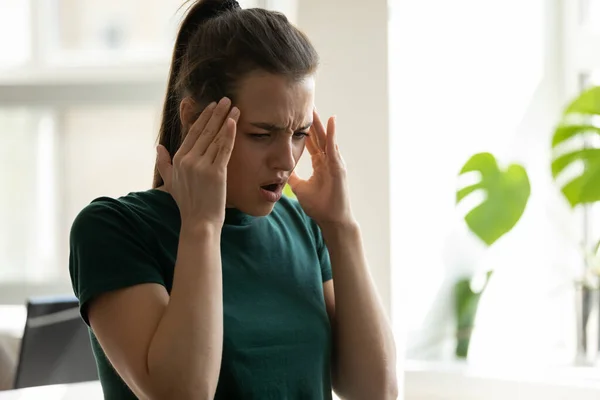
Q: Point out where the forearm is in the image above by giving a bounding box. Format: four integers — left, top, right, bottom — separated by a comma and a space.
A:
321, 222, 398, 400
147, 224, 223, 399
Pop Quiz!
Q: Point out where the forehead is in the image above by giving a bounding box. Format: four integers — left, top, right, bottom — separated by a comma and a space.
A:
234, 72, 315, 124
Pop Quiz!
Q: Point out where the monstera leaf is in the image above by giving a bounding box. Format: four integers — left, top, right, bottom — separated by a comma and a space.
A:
564, 86, 600, 116
551, 86, 600, 207
456, 152, 531, 246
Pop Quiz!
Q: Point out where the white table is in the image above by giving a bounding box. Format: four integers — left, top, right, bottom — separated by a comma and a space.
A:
0, 381, 102, 400
0, 306, 26, 390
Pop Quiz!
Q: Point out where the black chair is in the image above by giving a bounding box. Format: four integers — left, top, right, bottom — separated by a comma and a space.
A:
13, 295, 98, 389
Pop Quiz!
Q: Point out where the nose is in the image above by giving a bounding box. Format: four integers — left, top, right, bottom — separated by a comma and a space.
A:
268, 136, 296, 172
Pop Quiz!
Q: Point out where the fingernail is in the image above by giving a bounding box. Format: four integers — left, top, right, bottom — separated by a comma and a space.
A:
208, 101, 217, 109
219, 97, 231, 107
229, 107, 240, 118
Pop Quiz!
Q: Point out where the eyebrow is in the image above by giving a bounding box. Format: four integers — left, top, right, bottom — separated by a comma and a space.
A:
249, 121, 313, 132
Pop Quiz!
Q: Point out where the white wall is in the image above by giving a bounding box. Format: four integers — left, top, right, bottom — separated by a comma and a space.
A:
390, 0, 577, 364
295, 1, 392, 315
295, 2, 399, 392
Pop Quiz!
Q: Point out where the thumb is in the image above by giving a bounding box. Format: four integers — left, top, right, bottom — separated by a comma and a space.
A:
156, 145, 173, 189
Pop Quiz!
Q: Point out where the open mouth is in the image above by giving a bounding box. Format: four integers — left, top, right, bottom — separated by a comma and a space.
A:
260, 183, 281, 192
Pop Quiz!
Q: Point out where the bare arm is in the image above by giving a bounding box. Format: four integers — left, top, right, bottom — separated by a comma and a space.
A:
88, 98, 239, 399
322, 222, 398, 400
89, 224, 223, 400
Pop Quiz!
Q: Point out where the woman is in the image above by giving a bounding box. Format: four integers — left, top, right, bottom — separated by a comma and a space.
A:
69, 0, 397, 399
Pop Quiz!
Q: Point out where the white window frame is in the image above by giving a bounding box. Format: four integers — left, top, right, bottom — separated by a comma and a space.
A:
0, 0, 293, 305
562, 0, 600, 97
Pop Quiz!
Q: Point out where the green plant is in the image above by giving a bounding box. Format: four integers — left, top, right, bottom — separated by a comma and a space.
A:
551, 85, 600, 282
454, 152, 531, 358
283, 184, 296, 199
450, 85, 600, 359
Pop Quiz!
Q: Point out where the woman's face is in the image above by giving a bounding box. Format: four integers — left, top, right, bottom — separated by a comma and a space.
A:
226, 72, 315, 216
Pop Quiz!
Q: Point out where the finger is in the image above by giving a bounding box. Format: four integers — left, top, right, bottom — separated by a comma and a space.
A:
192, 104, 239, 157
191, 97, 233, 156
156, 145, 174, 189
336, 143, 347, 168
305, 130, 321, 156
326, 116, 338, 161
178, 101, 217, 155
203, 113, 234, 163
312, 109, 328, 153
213, 118, 237, 167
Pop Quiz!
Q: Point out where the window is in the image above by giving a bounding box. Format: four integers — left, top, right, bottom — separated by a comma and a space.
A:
563, 0, 600, 98
45, 0, 182, 66
0, 109, 51, 282
0, 0, 289, 301
390, 0, 584, 368
0, 0, 31, 68
582, 0, 600, 32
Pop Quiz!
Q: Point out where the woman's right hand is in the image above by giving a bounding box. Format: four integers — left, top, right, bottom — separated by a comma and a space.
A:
156, 97, 240, 229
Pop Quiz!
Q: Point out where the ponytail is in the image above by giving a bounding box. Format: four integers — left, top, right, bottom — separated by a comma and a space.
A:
153, 0, 241, 188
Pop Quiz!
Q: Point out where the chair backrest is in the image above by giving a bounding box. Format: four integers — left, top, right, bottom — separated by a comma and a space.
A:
13, 295, 98, 389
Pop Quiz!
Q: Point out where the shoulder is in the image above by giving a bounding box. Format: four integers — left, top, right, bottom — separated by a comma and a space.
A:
70, 189, 172, 244
69, 191, 170, 322
70, 197, 128, 240
70, 195, 134, 238
271, 195, 324, 246
272, 195, 310, 226
273, 196, 332, 279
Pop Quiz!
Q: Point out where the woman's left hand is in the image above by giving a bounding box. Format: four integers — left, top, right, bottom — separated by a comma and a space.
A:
288, 110, 355, 226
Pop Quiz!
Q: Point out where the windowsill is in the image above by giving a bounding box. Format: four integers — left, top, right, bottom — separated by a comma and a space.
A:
0, 64, 168, 105
0, 63, 169, 86
404, 359, 600, 400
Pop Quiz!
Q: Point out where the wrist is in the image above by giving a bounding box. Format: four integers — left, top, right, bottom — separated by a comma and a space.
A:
318, 219, 360, 238
180, 221, 222, 240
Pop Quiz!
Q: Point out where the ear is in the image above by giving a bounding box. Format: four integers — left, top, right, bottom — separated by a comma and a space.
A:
179, 97, 198, 132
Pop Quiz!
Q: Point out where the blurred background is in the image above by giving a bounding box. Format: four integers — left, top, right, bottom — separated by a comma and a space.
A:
2, 0, 600, 398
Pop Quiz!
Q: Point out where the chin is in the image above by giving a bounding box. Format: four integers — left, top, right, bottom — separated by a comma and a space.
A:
228, 189, 279, 217
247, 202, 276, 217
233, 200, 276, 217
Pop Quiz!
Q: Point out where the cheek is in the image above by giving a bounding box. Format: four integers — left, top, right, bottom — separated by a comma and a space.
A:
227, 141, 260, 180
226, 146, 246, 183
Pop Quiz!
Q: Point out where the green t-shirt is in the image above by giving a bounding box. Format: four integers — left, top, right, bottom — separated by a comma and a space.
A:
69, 189, 333, 399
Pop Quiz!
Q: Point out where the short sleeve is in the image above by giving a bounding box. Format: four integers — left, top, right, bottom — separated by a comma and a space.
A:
311, 220, 332, 283
69, 199, 165, 325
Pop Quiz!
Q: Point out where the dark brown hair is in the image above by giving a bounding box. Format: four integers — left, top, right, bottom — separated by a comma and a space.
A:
152, 0, 319, 187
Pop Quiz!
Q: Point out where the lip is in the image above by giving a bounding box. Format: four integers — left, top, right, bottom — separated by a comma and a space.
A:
259, 178, 287, 186
259, 182, 284, 203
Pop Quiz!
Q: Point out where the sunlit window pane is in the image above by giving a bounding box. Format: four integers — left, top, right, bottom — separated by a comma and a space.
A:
0, 109, 59, 283
583, 0, 600, 31
42, 0, 289, 66
46, 0, 183, 65
0, 0, 31, 68
61, 105, 161, 233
